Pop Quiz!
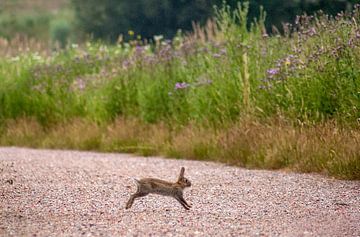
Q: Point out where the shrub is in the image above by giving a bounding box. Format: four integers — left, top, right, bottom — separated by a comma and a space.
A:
50, 18, 72, 48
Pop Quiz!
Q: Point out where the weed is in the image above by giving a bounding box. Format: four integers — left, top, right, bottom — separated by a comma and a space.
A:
1, 3, 359, 179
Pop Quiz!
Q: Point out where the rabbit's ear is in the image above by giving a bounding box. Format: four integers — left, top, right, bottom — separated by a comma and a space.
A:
179, 167, 185, 179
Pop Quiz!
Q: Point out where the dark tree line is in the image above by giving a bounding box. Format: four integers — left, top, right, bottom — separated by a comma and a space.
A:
71, 0, 358, 41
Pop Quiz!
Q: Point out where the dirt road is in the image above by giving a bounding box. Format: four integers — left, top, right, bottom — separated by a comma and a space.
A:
0, 147, 359, 236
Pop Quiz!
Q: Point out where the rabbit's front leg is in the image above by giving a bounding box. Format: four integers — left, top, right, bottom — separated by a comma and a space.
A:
126, 192, 148, 209
179, 195, 191, 208
175, 194, 191, 210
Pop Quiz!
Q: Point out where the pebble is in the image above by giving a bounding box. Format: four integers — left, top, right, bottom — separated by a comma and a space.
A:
0, 147, 359, 236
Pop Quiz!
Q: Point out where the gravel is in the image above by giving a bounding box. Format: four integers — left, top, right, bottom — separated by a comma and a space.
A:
0, 147, 359, 237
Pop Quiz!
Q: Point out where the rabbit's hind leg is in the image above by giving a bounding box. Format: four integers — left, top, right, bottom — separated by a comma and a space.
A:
125, 192, 148, 209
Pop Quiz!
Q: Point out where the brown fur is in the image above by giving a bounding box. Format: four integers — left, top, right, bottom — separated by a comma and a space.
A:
125, 167, 192, 210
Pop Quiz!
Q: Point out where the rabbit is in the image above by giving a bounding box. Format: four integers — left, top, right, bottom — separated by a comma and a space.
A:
125, 167, 192, 210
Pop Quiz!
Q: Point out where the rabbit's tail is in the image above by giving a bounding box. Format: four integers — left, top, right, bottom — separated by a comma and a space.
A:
134, 178, 141, 192
131, 177, 140, 189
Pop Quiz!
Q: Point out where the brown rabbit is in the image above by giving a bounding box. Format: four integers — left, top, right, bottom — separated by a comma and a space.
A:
125, 167, 192, 210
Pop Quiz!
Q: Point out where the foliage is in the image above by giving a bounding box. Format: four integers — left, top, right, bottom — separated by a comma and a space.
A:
71, 0, 357, 41
0, 12, 51, 40
0, 1, 72, 42
50, 18, 72, 48
71, 0, 220, 41
1, 0, 357, 42
1, 3, 359, 124
0, 3, 359, 179
248, 0, 356, 31
1, 118, 359, 180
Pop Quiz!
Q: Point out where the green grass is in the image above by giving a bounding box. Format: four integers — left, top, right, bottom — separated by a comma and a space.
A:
0, 3, 359, 179
0, 3, 73, 43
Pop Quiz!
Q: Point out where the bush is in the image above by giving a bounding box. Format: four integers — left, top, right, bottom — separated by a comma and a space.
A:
0, 12, 50, 40
50, 18, 72, 48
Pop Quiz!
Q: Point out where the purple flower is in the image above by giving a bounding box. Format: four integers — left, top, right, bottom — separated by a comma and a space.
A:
258, 85, 267, 90
74, 78, 86, 91
164, 39, 172, 45
220, 48, 227, 55
213, 53, 221, 58
135, 45, 144, 54
267, 68, 280, 76
356, 32, 360, 39
175, 82, 190, 90
143, 55, 156, 65
122, 60, 132, 69
308, 27, 317, 36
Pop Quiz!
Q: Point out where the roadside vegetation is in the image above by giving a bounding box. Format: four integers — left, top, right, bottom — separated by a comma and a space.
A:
0, 3, 359, 179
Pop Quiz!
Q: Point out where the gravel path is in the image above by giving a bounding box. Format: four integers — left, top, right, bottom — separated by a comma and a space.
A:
0, 147, 359, 237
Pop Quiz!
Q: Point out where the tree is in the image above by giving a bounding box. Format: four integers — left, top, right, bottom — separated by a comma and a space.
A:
71, 0, 357, 41
71, 0, 220, 41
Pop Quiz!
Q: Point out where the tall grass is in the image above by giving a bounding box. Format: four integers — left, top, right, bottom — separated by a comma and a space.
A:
0, 3, 359, 179
1, 117, 359, 179
0, 1, 73, 43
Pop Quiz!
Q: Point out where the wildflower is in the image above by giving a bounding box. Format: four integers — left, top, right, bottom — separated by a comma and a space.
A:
128, 30, 134, 36
267, 68, 280, 76
99, 45, 108, 53
135, 45, 144, 54
10, 56, 20, 62
308, 27, 317, 36
213, 53, 221, 58
158, 44, 173, 61
154, 35, 164, 42
175, 82, 190, 90
164, 39, 172, 45
258, 85, 267, 90
76, 79, 86, 91
356, 31, 360, 39
122, 59, 132, 70
143, 55, 156, 66
32, 53, 43, 62
220, 48, 227, 55
117, 35, 123, 44
284, 58, 291, 66
32, 84, 44, 93
204, 79, 213, 85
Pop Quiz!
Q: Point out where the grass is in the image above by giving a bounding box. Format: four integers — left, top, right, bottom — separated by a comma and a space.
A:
0, 2, 359, 179
1, 117, 359, 179
0, 0, 72, 43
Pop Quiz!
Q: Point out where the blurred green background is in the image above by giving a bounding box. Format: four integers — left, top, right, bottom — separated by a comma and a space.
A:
0, 0, 358, 43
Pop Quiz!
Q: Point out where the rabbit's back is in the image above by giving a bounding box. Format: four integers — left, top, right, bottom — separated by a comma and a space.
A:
138, 178, 179, 196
